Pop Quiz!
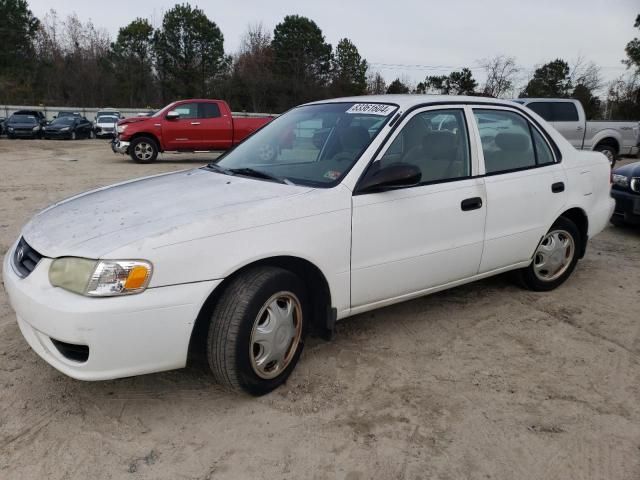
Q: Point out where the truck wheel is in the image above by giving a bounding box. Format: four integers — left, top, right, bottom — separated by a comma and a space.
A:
516, 217, 581, 292
595, 144, 617, 168
129, 137, 158, 163
207, 267, 308, 396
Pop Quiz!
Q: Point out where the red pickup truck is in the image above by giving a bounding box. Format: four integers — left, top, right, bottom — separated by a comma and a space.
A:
112, 99, 273, 163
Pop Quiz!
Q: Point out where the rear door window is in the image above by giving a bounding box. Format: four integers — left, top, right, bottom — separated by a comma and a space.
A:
200, 103, 221, 119
552, 102, 579, 121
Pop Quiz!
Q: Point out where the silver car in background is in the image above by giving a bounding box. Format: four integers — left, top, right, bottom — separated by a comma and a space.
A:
94, 114, 119, 138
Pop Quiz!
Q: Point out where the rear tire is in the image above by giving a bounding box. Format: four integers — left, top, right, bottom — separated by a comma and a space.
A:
516, 216, 581, 291
129, 137, 159, 163
595, 143, 617, 169
207, 267, 308, 396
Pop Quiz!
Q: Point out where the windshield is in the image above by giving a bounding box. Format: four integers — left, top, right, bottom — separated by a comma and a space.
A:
215, 102, 397, 187
97, 115, 118, 123
52, 117, 75, 125
10, 115, 37, 124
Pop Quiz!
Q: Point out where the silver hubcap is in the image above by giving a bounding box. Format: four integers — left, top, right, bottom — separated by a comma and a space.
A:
533, 229, 575, 282
135, 142, 154, 160
250, 292, 302, 379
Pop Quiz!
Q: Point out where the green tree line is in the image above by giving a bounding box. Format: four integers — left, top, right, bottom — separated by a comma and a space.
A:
1, 0, 638, 119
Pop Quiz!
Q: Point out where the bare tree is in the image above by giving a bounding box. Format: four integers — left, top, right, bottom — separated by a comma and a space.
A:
366, 71, 386, 94
230, 23, 275, 112
478, 55, 520, 98
569, 55, 603, 92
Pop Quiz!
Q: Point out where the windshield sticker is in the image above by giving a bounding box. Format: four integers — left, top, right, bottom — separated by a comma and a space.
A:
323, 170, 341, 180
345, 104, 396, 116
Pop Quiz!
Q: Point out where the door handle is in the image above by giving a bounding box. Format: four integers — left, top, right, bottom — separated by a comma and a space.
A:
551, 182, 565, 193
461, 197, 483, 211
576, 126, 583, 131
191, 122, 201, 125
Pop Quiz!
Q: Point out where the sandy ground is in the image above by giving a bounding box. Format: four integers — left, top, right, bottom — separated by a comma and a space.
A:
0, 139, 639, 480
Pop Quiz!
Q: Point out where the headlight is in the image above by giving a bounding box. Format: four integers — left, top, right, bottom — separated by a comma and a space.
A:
8, 127, 14, 131
612, 174, 629, 188
117, 125, 128, 133
32, 126, 40, 131
60, 127, 70, 131
631, 178, 640, 193
49, 258, 152, 296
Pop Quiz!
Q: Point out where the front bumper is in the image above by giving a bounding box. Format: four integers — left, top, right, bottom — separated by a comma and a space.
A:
7, 129, 38, 138
611, 188, 640, 224
44, 130, 72, 139
111, 139, 130, 154
2, 245, 220, 380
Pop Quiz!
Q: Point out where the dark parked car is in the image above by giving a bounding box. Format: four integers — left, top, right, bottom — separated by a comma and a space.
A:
611, 161, 640, 226
12, 110, 47, 128
44, 116, 95, 140
54, 111, 81, 119
0, 117, 5, 135
5, 114, 43, 139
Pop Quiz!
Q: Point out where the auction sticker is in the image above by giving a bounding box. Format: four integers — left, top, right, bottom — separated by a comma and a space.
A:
345, 104, 396, 116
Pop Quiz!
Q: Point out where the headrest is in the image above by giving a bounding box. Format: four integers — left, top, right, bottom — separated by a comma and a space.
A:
339, 126, 370, 151
494, 132, 530, 152
422, 131, 458, 157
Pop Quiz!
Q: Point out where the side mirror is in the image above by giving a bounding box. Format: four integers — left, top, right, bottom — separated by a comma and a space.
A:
358, 163, 422, 193
166, 110, 180, 120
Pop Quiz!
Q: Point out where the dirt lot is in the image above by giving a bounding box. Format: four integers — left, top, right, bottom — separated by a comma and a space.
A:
0, 139, 639, 480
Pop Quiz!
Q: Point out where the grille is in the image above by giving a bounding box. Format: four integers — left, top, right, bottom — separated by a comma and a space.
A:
12, 237, 43, 278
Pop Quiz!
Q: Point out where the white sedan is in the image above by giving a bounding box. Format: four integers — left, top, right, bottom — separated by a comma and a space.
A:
3, 95, 614, 395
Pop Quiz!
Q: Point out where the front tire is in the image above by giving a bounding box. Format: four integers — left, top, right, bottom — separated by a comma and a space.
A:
129, 137, 158, 163
207, 267, 308, 396
517, 216, 581, 291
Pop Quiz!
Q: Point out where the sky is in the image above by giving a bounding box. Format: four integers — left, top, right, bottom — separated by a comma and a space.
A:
27, 0, 640, 93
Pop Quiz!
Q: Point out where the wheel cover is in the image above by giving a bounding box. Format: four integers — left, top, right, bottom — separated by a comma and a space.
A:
249, 291, 303, 380
134, 142, 154, 160
533, 229, 575, 282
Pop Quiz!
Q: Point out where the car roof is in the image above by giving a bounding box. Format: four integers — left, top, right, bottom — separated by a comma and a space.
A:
516, 98, 577, 103
304, 94, 525, 111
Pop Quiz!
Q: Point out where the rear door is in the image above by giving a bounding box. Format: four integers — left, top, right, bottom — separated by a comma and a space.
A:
199, 102, 233, 150
472, 107, 567, 272
162, 102, 201, 150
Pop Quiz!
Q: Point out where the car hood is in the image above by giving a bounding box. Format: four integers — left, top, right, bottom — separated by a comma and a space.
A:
96, 121, 116, 127
45, 124, 71, 130
22, 168, 313, 259
613, 161, 640, 178
7, 122, 38, 128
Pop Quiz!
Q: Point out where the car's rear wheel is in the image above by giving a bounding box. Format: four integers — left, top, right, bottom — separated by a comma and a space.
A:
207, 267, 308, 396
517, 216, 581, 291
129, 137, 158, 163
595, 143, 617, 169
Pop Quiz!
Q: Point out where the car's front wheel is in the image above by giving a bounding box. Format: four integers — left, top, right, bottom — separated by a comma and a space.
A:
207, 267, 308, 396
129, 137, 158, 163
517, 216, 581, 291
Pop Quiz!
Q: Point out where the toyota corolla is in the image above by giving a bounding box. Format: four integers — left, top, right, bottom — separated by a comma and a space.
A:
3, 96, 614, 395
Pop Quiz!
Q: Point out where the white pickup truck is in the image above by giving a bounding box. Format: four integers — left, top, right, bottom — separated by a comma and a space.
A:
514, 98, 639, 168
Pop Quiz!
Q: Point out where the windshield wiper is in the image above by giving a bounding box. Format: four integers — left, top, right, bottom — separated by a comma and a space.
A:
229, 168, 293, 185
204, 163, 233, 175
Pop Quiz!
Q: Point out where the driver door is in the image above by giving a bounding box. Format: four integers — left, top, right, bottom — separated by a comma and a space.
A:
350, 106, 487, 309
162, 102, 201, 150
